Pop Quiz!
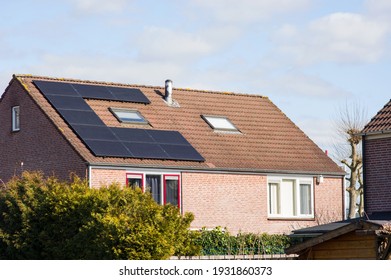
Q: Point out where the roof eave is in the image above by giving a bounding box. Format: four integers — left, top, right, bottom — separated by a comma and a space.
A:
88, 162, 346, 176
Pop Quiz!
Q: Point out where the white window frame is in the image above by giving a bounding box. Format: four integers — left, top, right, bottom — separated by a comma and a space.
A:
126, 170, 181, 210
267, 176, 314, 219
110, 108, 148, 124
201, 115, 240, 132
12, 106, 20, 132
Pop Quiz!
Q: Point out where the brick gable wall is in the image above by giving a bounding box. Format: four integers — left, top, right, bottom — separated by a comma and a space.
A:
0, 79, 87, 182
363, 136, 391, 214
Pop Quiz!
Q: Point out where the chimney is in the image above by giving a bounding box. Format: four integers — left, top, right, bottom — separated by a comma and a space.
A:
165, 79, 173, 105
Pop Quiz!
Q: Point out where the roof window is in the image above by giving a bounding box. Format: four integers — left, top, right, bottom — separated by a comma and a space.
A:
202, 115, 240, 132
110, 108, 148, 124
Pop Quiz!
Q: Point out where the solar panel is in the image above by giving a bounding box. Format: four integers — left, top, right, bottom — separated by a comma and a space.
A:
72, 83, 116, 100
58, 109, 105, 126
34, 80, 80, 96
146, 130, 189, 145
161, 144, 205, 161
122, 142, 170, 159
44, 95, 91, 111
108, 87, 151, 104
72, 125, 118, 141
111, 127, 154, 143
83, 139, 132, 157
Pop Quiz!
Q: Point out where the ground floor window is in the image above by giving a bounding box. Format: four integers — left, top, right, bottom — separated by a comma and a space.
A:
268, 176, 314, 218
126, 172, 180, 209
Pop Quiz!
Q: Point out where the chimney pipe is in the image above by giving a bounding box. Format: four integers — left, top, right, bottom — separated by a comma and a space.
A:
165, 79, 173, 104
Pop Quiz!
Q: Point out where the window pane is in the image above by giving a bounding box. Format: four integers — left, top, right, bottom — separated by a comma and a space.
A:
127, 178, 142, 190
281, 180, 295, 216
146, 175, 161, 204
269, 183, 280, 214
110, 108, 147, 123
300, 183, 312, 215
165, 178, 179, 207
12, 106, 20, 131
203, 116, 238, 131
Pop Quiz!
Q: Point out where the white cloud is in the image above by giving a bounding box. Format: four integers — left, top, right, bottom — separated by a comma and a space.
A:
136, 27, 215, 62
28, 54, 182, 87
68, 0, 128, 14
190, 0, 311, 24
275, 12, 389, 65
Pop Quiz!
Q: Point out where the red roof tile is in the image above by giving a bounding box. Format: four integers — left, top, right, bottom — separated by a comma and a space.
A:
362, 99, 391, 133
15, 74, 344, 175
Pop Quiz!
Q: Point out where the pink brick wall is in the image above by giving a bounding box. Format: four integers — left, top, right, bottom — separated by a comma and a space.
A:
0, 79, 87, 182
364, 137, 391, 214
182, 173, 343, 234
90, 169, 343, 234
90, 168, 126, 188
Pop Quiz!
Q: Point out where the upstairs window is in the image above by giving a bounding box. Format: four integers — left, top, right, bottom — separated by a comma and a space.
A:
202, 115, 239, 132
12, 106, 20, 132
110, 108, 148, 124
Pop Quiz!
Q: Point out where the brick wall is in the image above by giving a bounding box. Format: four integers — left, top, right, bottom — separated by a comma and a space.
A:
364, 137, 391, 214
89, 169, 343, 234
0, 79, 87, 182
90, 168, 126, 188
182, 173, 343, 234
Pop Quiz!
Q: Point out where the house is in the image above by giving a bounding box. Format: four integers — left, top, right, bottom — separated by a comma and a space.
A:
0, 74, 345, 234
361, 99, 391, 216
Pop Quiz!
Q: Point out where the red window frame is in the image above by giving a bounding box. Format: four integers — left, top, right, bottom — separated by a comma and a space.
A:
163, 174, 181, 210
125, 173, 144, 192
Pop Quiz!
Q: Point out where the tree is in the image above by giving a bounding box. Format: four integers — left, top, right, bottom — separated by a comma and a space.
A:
333, 103, 367, 219
0, 171, 200, 259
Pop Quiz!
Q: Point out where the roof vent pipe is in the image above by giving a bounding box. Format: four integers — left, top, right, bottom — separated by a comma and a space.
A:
165, 79, 173, 105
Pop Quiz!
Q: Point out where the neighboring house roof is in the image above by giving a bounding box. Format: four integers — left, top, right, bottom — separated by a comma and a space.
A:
10, 74, 344, 175
362, 99, 391, 134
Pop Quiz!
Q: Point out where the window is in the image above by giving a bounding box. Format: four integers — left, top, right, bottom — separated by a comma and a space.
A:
201, 115, 239, 132
164, 175, 180, 207
110, 108, 148, 124
126, 172, 181, 209
268, 177, 313, 218
12, 106, 20, 132
127, 173, 143, 190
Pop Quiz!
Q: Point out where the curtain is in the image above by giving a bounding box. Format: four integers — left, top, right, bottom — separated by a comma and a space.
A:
165, 179, 178, 207
146, 175, 161, 204
300, 184, 312, 215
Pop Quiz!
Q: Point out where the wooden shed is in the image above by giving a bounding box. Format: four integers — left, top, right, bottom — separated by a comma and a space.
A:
286, 218, 391, 260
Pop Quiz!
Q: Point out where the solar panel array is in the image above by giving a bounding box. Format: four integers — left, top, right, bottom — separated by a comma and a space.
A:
33, 80, 205, 162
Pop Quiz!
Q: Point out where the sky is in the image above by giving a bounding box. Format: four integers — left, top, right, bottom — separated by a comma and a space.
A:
1, 0, 391, 159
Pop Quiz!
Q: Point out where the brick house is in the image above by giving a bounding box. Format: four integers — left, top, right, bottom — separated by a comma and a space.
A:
0, 74, 345, 234
361, 99, 391, 216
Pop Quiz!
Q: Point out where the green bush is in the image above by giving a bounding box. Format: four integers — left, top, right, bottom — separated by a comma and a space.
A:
195, 227, 290, 255
0, 172, 199, 259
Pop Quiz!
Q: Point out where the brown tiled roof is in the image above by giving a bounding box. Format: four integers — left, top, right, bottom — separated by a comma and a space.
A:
362, 99, 391, 134
15, 74, 344, 175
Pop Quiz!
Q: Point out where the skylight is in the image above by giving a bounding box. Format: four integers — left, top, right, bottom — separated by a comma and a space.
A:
202, 115, 239, 132
110, 108, 148, 124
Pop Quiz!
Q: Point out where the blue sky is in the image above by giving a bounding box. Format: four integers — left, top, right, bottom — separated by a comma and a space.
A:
1, 0, 391, 159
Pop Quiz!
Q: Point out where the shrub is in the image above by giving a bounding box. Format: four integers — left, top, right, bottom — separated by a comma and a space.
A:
195, 227, 290, 255
0, 171, 199, 259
